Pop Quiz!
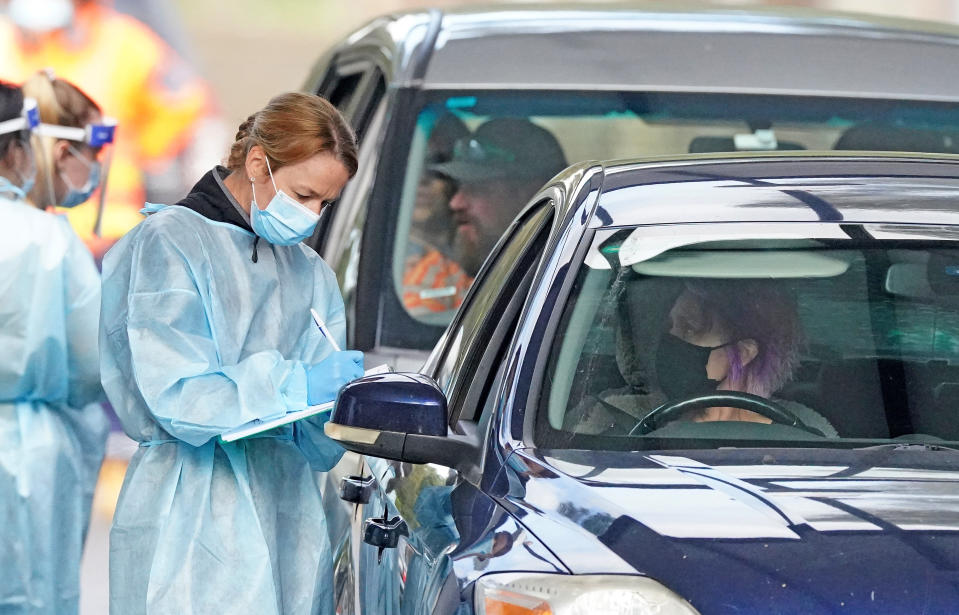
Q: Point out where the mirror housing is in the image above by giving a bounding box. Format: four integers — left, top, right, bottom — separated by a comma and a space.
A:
324, 373, 480, 479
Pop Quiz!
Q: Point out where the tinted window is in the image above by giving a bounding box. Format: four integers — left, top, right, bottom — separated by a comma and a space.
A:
318, 59, 385, 140
327, 71, 363, 110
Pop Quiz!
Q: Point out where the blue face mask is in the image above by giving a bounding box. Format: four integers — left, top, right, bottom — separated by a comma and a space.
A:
249, 157, 320, 246
18, 163, 35, 197
59, 145, 100, 208
0, 176, 26, 200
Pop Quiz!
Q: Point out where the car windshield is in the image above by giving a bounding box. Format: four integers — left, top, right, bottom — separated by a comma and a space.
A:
539, 224, 959, 450
390, 90, 959, 347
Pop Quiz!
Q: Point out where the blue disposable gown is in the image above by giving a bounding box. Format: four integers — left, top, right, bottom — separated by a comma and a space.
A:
101, 205, 347, 615
0, 182, 109, 613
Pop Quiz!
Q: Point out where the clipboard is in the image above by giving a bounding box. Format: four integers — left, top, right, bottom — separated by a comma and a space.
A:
219, 363, 392, 443
219, 400, 335, 442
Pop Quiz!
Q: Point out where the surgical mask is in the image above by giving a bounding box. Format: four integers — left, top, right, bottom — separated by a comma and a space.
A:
7, 0, 74, 33
18, 165, 35, 196
0, 176, 26, 200
59, 145, 100, 209
655, 332, 727, 400
249, 157, 319, 246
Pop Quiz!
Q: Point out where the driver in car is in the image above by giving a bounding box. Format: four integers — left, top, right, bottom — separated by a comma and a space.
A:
569, 279, 838, 437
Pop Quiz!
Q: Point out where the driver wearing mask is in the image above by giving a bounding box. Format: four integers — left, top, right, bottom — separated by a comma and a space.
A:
569, 279, 837, 437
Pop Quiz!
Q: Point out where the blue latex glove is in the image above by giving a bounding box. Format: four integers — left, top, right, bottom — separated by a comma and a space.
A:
307, 350, 365, 405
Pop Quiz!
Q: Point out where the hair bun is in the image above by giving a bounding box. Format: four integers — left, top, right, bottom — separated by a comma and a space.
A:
234, 112, 258, 143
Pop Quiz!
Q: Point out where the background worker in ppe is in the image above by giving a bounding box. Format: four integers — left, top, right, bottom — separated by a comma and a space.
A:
0, 0, 223, 263
22, 71, 112, 213
0, 81, 109, 614
100, 92, 364, 615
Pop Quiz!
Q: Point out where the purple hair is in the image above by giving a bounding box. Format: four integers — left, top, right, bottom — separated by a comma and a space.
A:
686, 280, 803, 398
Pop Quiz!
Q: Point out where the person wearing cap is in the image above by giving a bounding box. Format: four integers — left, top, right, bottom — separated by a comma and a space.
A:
404, 118, 567, 313
0, 79, 108, 613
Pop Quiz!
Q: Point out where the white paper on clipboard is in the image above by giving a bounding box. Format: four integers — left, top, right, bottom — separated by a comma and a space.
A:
219, 363, 392, 443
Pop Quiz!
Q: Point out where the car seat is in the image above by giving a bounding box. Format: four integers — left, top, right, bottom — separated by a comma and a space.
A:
784, 359, 891, 438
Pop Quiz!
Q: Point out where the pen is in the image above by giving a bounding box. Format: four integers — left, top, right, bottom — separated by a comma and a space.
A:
310, 308, 342, 352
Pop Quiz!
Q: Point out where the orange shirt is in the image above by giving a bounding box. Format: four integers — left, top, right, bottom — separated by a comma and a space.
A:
402, 241, 473, 316
0, 2, 213, 257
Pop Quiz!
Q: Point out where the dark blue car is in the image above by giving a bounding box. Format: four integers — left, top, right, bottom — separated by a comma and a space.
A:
322, 153, 959, 614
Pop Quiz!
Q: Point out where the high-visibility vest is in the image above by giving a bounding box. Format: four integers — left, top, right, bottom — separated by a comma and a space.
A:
402, 241, 472, 315
0, 2, 213, 257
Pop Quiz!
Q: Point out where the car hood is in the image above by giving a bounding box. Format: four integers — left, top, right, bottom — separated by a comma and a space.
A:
497, 445, 959, 613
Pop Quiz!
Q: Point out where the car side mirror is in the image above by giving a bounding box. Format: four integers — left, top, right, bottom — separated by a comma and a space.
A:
324, 373, 480, 478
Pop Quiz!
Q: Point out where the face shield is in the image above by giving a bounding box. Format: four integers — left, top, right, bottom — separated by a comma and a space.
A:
35, 116, 116, 235
0, 97, 39, 196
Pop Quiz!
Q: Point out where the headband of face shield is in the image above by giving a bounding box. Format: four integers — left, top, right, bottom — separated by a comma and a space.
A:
0, 97, 39, 198
35, 117, 116, 215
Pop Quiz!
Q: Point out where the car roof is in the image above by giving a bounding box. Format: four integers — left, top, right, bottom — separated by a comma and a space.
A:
570, 152, 959, 228
339, 4, 959, 100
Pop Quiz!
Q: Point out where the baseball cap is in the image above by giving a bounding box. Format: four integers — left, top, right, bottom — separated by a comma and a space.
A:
431, 118, 567, 185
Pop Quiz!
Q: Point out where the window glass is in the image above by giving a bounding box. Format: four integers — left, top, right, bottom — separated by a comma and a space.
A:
539, 225, 959, 450
390, 91, 959, 346
319, 60, 384, 140
435, 205, 552, 398
327, 71, 363, 110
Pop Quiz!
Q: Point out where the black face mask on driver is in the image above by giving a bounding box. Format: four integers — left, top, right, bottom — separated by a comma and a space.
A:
655, 332, 730, 400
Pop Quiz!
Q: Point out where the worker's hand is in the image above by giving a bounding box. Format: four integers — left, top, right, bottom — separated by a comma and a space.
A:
306, 351, 365, 405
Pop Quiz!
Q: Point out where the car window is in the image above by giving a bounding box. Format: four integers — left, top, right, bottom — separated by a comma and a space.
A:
385, 90, 959, 352
433, 204, 553, 409
538, 223, 959, 450
317, 57, 385, 141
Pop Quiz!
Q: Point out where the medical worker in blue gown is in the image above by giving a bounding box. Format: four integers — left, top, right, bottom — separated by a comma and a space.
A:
0, 81, 109, 613
100, 92, 364, 615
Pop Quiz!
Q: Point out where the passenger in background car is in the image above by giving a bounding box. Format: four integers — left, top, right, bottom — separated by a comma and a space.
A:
401, 113, 470, 316
404, 118, 567, 313
437, 118, 566, 277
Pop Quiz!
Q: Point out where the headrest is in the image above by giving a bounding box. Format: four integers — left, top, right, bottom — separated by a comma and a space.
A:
834, 123, 959, 154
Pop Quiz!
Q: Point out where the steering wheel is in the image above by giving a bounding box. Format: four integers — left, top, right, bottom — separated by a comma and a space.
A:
628, 392, 823, 436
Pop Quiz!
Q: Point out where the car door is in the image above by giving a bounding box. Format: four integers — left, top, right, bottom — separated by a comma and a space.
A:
347, 202, 556, 615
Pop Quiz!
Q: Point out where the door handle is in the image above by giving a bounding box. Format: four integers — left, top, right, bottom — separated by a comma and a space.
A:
364, 505, 409, 562
339, 475, 374, 504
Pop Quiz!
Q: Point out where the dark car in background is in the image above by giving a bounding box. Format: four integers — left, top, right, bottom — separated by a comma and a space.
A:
303, 4, 959, 372
324, 153, 959, 614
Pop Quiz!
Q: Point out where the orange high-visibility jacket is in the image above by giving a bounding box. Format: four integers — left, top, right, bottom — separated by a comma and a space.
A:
0, 2, 213, 257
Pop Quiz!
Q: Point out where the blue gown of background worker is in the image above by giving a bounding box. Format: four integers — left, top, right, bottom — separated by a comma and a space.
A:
101, 156, 362, 614
0, 87, 109, 613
